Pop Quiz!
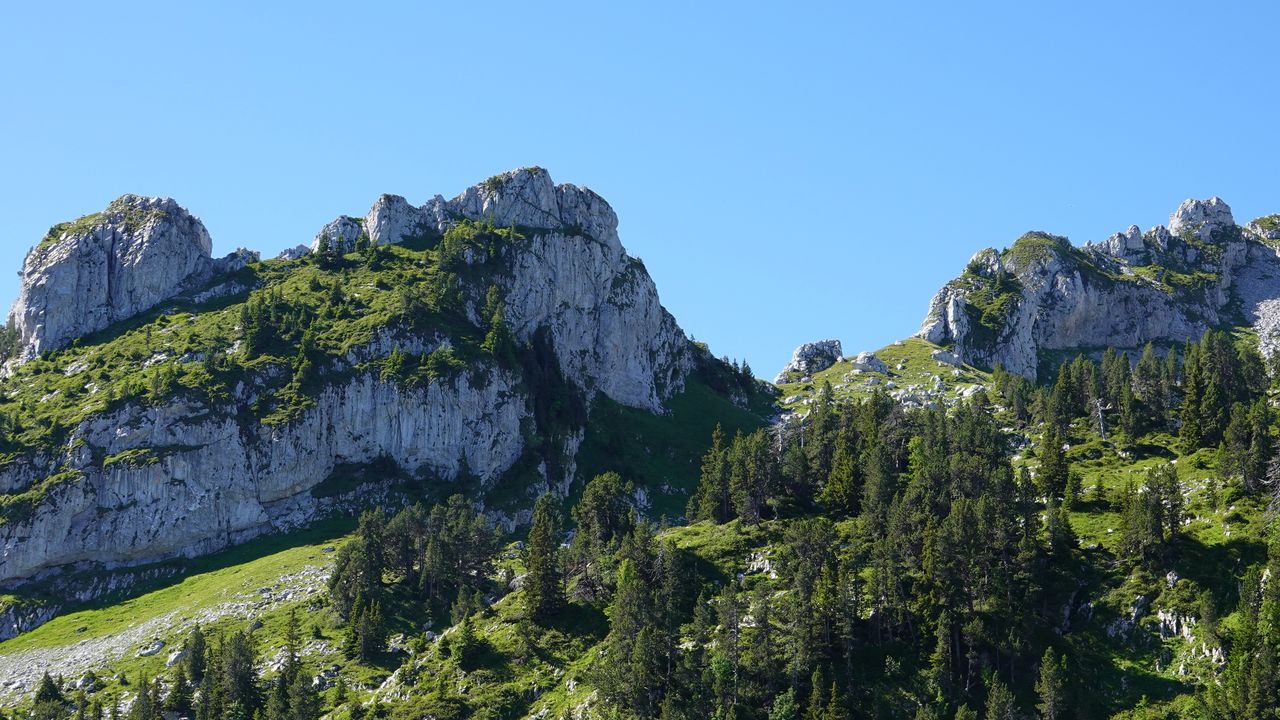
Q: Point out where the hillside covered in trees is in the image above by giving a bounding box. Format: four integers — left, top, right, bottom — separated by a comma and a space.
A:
9, 323, 1280, 719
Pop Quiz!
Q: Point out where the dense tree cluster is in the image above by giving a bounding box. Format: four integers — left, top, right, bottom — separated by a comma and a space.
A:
1200, 536, 1280, 719
329, 496, 502, 654
674, 390, 1064, 718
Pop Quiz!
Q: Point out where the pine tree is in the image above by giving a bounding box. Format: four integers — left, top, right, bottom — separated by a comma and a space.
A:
1034, 648, 1068, 720
690, 425, 732, 523
481, 285, 516, 365
769, 689, 800, 720
1180, 340, 1205, 452
984, 676, 1018, 720
165, 665, 193, 715
288, 660, 320, 720
525, 493, 566, 622
1037, 425, 1068, 498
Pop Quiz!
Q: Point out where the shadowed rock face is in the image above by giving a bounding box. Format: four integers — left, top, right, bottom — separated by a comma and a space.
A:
0, 169, 692, 588
9, 195, 214, 360
917, 197, 1280, 380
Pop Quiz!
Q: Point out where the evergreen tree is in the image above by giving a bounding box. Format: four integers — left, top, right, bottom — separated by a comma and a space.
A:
769, 689, 800, 720
1037, 425, 1068, 498
984, 676, 1018, 720
569, 471, 635, 596
1034, 648, 1068, 720
525, 493, 566, 621
690, 425, 732, 523
164, 665, 193, 715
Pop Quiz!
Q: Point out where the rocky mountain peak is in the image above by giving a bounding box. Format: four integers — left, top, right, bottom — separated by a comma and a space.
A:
918, 196, 1280, 380
452, 167, 622, 252
310, 167, 622, 257
1168, 196, 1235, 243
302, 169, 686, 411
9, 195, 215, 360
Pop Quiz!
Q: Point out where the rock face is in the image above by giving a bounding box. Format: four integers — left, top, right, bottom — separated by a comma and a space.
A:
0, 363, 530, 582
0, 168, 693, 586
918, 197, 1280, 380
775, 340, 842, 383
9, 196, 214, 360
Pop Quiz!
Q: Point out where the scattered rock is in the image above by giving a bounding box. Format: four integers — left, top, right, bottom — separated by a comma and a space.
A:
137, 640, 165, 657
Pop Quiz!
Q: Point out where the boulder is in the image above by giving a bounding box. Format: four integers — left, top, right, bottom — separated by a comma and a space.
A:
931, 349, 962, 367
137, 640, 165, 657
849, 351, 888, 373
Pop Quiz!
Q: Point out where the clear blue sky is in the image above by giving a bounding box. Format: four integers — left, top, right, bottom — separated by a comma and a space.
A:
2, 2, 1278, 377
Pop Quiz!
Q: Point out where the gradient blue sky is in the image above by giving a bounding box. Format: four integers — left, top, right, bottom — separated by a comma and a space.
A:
2, 2, 1278, 377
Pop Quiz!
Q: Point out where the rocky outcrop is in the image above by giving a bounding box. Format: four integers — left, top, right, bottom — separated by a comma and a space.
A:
1247, 215, 1280, 243
9, 196, 215, 360
311, 215, 365, 252
918, 197, 1280, 379
774, 340, 842, 383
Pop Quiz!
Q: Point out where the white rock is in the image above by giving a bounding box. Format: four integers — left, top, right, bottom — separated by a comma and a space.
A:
931, 349, 962, 366
849, 351, 888, 373
311, 215, 364, 252
137, 640, 165, 657
276, 245, 311, 260
774, 340, 842, 383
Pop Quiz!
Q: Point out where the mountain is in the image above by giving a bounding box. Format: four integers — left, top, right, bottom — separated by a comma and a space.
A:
0, 168, 764, 622
5, 189, 1280, 720
918, 197, 1280, 380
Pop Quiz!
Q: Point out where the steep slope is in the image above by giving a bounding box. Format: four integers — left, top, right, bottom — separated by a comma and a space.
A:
917, 197, 1280, 379
0, 168, 718, 594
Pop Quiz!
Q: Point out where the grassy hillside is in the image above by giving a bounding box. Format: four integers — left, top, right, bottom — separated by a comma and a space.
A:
775, 337, 990, 409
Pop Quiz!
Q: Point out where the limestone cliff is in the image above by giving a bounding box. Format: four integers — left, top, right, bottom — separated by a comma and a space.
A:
917, 197, 1280, 380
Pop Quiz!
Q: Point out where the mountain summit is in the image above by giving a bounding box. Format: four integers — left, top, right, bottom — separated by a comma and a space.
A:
917, 197, 1280, 379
